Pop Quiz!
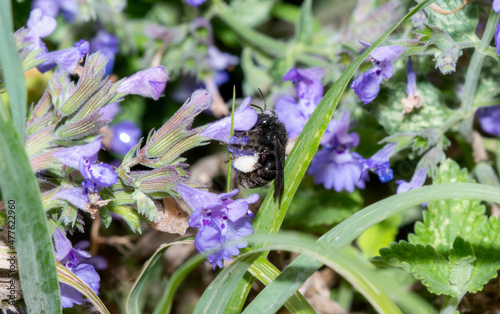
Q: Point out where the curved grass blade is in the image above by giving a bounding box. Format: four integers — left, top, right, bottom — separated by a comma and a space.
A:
153, 253, 205, 314
0, 0, 27, 141
245, 182, 500, 313
57, 262, 110, 314
0, 96, 61, 312
204, 0, 438, 311
126, 238, 194, 314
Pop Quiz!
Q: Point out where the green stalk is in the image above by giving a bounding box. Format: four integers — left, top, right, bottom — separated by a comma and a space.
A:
458, 9, 500, 139
227, 86, 236, 193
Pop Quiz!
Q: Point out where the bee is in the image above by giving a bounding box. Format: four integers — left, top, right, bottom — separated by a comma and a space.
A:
228, 92, 288, 203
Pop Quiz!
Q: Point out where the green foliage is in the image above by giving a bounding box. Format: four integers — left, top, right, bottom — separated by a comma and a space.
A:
285, 189, 363, 230
227, 0, 275, 27
366, 80, 453, 133
425, 0, 479, 42
358, 214, 402, 258
374, 160, 500, 299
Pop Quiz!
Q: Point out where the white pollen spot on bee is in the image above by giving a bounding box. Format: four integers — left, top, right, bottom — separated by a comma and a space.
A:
233, 153, 259, 173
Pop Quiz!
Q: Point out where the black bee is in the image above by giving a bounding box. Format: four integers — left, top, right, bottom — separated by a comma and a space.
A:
228, 92, 287, 203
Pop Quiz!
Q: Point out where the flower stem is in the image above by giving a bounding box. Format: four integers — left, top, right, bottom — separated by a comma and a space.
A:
227, 86, 236, 193
440, 295, 461, 314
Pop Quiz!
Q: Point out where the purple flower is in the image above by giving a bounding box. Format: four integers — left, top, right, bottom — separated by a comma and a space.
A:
37, 39, 90, 73
351, 44, 407, 104
207, 46, 239, 71
184, 0, 207, 7
402, 57, 424, 114
109, 121, 142, 155
23, 9, 57, 51
116, 66, 169, 100
363, 143, 396, 183
274, 67, 325, 139
53, 137, 118, 195
323, 111, 359, 151
98, 102, 121, 122
396, 166, 428, 193
494, 0, 500, 12
32, 0, 78, 22
199, 97, 258, 143
308, 149, 366, 192
175, 183, 258, 269
90, 30, 119, 76
496, 20, 500, 55
308, 111, 367, 192
476, 105, 500, 136
53, 228, 100, 308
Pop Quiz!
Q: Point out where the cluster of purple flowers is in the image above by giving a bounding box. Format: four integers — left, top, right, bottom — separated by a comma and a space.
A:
494, 1, 500, 54
53, 228, 106, 308
176, 184, 258, 269
53, 137, 118, 210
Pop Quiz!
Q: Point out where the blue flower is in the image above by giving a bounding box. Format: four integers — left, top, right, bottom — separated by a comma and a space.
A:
22, 9, 57, 52
53, 228, 101, 308
116, 66, 169, 100
109, 121, 142, 155
351, 44, 407, 104
396, 166, 428, 194
32, 0, 78, 22
175, 183, 258, 269
37, 39, 90, 73
275, 67, 325, 139
308, 111, 367, 192
90, 30, 120, 76
363, 143, 396, 183
476, 105, 500, 136
184, 0, 207, 7
53, 137, 118, 207
199, 97, 258, 143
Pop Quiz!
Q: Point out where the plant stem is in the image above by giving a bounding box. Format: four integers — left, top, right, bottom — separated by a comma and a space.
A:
458, 9, 500, 140
226, 86, 235, 193
441, 295, 460, 314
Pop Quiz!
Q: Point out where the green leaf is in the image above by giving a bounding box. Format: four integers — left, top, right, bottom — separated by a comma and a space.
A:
126, 238, 194, 314
0, 0, 27, 141
366, 80, 453, 134
376, 160, 500, 299
285, 189, 363, 229
227, 0, 275, 27
424, 0, 479, 42
245, 182, 500, 313
0, 97, 61, 312
358, 214, 402, 258
374, 242, 455, 296
409, 159, 487, 250
108, 205, 142, 233
57, 263, 109, 314
295, 0, 313, 44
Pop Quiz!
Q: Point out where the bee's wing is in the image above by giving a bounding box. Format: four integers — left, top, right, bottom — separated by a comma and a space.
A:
273, 136, 286, 204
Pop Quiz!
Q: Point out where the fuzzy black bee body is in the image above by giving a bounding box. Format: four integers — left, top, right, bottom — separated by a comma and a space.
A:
230, 110, 287, 203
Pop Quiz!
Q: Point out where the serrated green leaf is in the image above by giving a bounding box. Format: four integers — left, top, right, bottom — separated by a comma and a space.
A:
366, 80, 453, 134
108, 205, 142, 233
409, 159, 487, 250
424, 0, 478, 42
374, 242, 455, 296
377, 160, 500, 299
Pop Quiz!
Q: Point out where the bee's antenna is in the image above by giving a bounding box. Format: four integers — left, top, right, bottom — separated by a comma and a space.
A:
258, 88, 267, 111
250, 104, 263, 112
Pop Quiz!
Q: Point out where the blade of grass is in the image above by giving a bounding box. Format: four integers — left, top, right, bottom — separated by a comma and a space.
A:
245, 182, 500, 313
57, 263, 109, 314
205, 0, 438, 312
0, 0, 27, 141
0, 96, 61, 312
126, 238, 194, 314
